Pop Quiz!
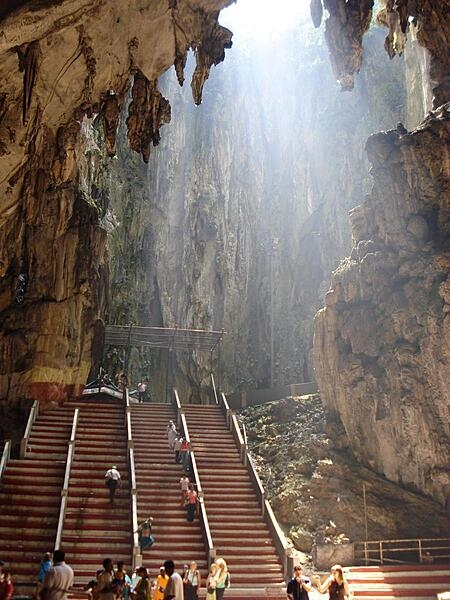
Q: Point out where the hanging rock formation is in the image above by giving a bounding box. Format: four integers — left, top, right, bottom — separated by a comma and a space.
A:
314, 1, 450, 506
105, 17, 410, 400
0, 0, 232, 417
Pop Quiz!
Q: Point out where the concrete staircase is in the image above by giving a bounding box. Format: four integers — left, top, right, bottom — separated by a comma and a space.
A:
346, 564, 450, 599
131, 403, 208, 577
0, 405, 73, 588
184, 404, 285, 592
61, 397, 132, 582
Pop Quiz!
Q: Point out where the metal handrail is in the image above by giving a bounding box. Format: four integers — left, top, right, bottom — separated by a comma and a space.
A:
230, 412, 246, 464
55, 408, 79, 550
173, 389, 183, 430
211, 373, 219, 404
220, 392, 232, 428
0, 440, 11, 481
126, 388, 140, 570
264, 499, 292, 578
178, 393, 215, 566
354, 537, 450, 565
129, 447, 140, 569
126, 412, 133, 450
222, 389, 291, 580
20, 400, 39, 457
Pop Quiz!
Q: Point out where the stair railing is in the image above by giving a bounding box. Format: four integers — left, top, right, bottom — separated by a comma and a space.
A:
55, 408, 79, 550
0, 440, 11, 482
174, 388, 182, 430
176, 391, 216, 567
210, 373, 219, 404
126, 391, 133, 451
354, 537, 450, 565
129, 446, 140, 570
20, 399, 39, 457
126, 389, 140, 570
222, 389, 293, 581
219, 391, 232, 428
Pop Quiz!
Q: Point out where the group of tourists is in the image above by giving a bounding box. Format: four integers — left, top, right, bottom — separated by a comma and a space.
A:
166, 420, 199, 523
0, 550, 353, 600
287, 564, 351, 600
85, 557, 228, 600
205, 559, 230, 600
167, 421, 191, 473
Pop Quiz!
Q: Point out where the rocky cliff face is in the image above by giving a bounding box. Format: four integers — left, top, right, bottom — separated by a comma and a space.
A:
106, 16, 410, 400
314, 104, 450, 506
313, 1, 450, 506
240, 395, 450, 550
0, 0, 232, 425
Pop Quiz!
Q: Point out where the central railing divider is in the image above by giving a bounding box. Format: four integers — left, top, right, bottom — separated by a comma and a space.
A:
174, 388, 216, 566
20, 400, 39, 458
126, 389, 140, 570
0, 441, 11, 482
55, 407, 79, 550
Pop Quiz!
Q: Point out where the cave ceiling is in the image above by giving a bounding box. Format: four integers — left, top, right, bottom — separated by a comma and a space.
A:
0, 0, 448, 410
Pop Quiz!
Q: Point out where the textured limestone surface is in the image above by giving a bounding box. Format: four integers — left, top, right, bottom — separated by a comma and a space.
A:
0, 0, 232, 411
105, 19, 411, 401
314, 104, 450, 506
314, 0, 450, 106
240, 396, 450, 549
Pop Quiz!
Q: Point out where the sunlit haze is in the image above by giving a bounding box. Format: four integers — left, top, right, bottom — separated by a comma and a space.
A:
221, 0, 312, 40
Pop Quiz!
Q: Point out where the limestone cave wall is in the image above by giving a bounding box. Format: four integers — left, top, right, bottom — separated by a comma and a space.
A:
0, 0, 233, 430
313, 0, 450, 506
106, 16, 411, 401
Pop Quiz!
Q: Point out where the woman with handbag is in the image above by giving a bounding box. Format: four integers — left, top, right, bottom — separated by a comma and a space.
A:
205, 563, 218, 600
183, 562, 201, 600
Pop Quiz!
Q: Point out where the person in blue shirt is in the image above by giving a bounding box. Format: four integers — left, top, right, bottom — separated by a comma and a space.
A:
35, 553, 52, 599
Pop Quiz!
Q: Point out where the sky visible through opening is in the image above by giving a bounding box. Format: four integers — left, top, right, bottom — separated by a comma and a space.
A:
221, 0, 312, 40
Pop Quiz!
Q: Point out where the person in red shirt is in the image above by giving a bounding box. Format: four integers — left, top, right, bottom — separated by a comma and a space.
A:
185, 484, 198, 523
0, 571, 14, 600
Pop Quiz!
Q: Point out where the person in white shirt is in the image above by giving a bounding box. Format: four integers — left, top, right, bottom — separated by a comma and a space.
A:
137, 381, 147, 403
41, 550, 74, 600
104, 466, 121, 503
163, 561, 183, 600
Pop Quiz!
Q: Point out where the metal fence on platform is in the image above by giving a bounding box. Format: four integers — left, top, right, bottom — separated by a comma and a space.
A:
354, 537, 450, 565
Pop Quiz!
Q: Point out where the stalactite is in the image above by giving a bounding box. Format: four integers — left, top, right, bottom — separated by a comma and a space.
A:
17, 40, 41, 125
126, 72, 171, 163
191, 14, 232, 105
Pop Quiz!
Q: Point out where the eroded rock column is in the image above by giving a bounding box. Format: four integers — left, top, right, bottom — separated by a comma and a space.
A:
314, 105, 450, 505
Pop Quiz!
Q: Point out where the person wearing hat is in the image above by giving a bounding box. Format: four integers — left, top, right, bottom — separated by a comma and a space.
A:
105, 466, 121, 503
153, 567, 169, 600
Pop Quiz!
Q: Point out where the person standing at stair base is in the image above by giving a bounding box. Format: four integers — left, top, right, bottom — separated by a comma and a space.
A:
213, 559, 230, 600
96, 559, 116, 600
105, 465, 121, 503
312, 565, 350, 600
183, 561, 201, 600
35, 552, 52, 599
162, 561, 183, 600
0, 571, 13, 600
286, 565, 312, 600
153, 567, 169, 600
40, 550, 74, 600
